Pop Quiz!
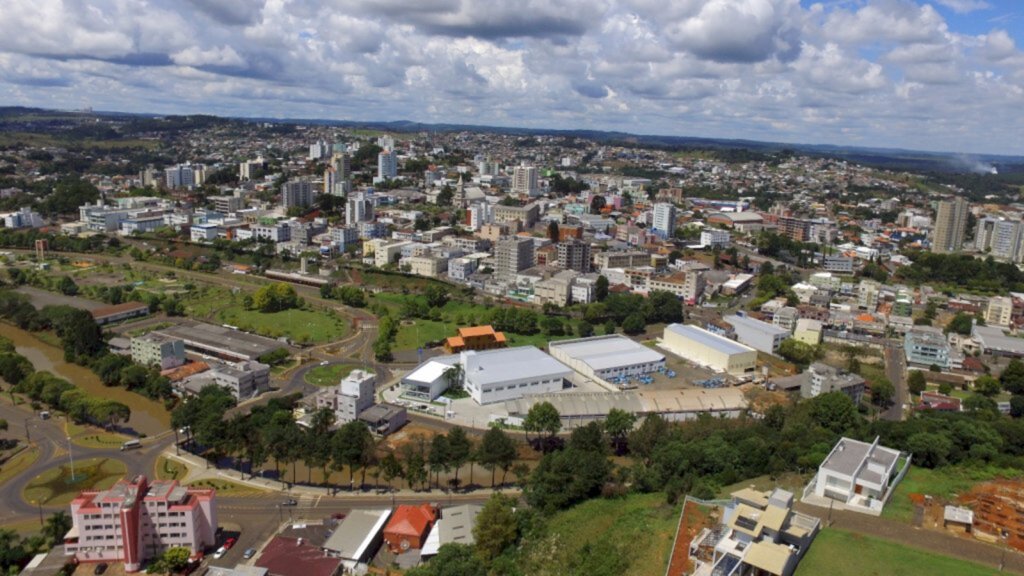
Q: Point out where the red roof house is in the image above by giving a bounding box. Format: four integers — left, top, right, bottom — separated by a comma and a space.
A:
383, 504, 437, 553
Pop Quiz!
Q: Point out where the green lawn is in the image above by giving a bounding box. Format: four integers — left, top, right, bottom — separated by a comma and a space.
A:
218, 305, 350, 344
304, 363, 363, 386
795, 528, 998, 576
0, 447, 39, 487
66, 422, 129, 450
23, 457, 127, 506
155, 456, 188, 481
517, 493, 680, 576
883, 465, 1016, 523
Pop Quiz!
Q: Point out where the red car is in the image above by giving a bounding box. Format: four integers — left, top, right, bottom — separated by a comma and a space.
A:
223, 538, 236, 550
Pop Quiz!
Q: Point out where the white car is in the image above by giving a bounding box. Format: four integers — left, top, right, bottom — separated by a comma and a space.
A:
213, 547, 227, 559
319, 361, 329, 366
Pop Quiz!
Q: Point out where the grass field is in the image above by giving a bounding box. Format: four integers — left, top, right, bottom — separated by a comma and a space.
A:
517, 493, 680, 576
218, 305, 350, 344
883, 465, 1015, 523
717, 473, 809, 499
0, 447, 40, 487
23, 457, 127, 506
304, 363, 362, 386
795, 528, 999, 576
66, 422, 129, 450
154, 456, 188, 481
187, 478, 269, 496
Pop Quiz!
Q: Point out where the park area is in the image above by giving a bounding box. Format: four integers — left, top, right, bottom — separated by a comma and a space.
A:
22, 457, 127, 506
217, 305, 349, 344
304, 363, 362, 386
794, 528, 999, 576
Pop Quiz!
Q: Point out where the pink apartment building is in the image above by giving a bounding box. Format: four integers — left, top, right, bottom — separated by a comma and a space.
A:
63, 475, 217, 572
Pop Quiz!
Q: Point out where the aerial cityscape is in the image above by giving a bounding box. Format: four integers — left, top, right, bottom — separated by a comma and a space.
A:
1, 1, 1024, 576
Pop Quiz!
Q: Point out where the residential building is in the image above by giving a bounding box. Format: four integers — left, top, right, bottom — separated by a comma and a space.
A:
377, 150, 398, 180
327, 153, 351, 196
495, 236, 534, 279
511, 165, 539, 196
793, 318, 823, 345
238, 156, 265, 180
857, 280, 880, 311
806, 436, 910, 515
210, 195, 244, 213
282, 180, 315, 209
359, 403, 408, 435
164, 163, 205, 190
991, 219, 1023, 262
904, 326, 952, 369
447, 257, 478, 281
548, 335, 665, 384
976, 216, 998, 251
493, 203, 540, 230
533, 270, 578, 306
444, 326, 507, 353
402, 255, 447, 278
986, 296, 1013, 327
251, 223, 291, 243
557, 239, 591, 272
801, 362, 865, 403
201, 360, 270, 400
1, 207, 44, 229
726, 313, 789, 354
689, 488, 819, 576
593, 251, 650, 271
322, 509, 391, 571
383, 505, 437, 554
823, 255, 854, 274
651, 202, 677, 238
646, 271, 705, 305
660, 324, 758, 377
64, 476, 217, 572
130, 333, 185, 370
309, 139, 331, 160
932, 197, 968, 253
772, 307, 799, 333
315, 369, 376, 424
374, 241, 412, 267
346, 192, 374, 226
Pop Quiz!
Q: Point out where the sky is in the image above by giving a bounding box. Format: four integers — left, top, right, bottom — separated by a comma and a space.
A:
1, 0, 1023, 156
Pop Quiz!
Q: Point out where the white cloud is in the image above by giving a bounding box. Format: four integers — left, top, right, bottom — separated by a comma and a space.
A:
0, 0, 1020, 154
933, 0, 990, 14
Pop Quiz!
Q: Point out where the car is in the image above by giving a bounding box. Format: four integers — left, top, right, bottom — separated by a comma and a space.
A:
94, 564, 108, 575
281, 499, 297, 507
319, 360, 329, 366
213, 547, 227, 559
243, 548, 256, 559
224, 538, 236, 550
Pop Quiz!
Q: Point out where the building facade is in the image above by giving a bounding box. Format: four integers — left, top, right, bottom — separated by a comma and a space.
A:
932, 197, 968, 254
130, 333, 186, 370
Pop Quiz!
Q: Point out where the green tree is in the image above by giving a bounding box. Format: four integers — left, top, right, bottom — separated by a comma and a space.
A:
777, 339, 819, 366
906, 432, 952, 468
907, 370, 927, 396
446, 427, 472, 489
595, 275, 609, 302
1010, 395, 1024, 418
577, 320, 594, 337
57, 276, 78, 296
938, 381, 954, 396
603, 319, 616, 335
472, 494, 518, 562
1001, 359, 1024, 395
523, 402, 561, 449
622, 313, 645, 335
945, 312, 974, 336
428, 434, 451, 490
871, 378, 895, 409
810, 392, 858, 434
477, 427, 516, 487
146, 546, 191, 574
974, 374, 1002, 397
406, 544, 486, 576
604, 408, 636, 453
547, 220, 560, 242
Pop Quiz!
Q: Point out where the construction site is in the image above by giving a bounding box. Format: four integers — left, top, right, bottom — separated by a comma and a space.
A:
911, 478, 1024, 552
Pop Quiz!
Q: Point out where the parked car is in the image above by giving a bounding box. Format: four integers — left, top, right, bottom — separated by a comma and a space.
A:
224, 537, 236, 550
93, 564, 108, 575
281, 499, 297, 507
319, 360, 329, 366
243, 548, 256, 559
213, 547, 227, 559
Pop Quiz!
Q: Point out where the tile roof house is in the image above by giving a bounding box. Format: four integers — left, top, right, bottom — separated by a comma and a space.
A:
383, 504, 438, 554
256, 536, 342, 576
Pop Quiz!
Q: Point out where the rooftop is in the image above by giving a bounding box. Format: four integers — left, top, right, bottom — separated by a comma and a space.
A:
725, 314, 790, 337
820, 436, 900, 478
463, 346, 572, 387
91, 300, 149, 318
548, 335, 665, 372
664, 323, 756, 356
323, 509, 391, 559
256, 536, 342, 576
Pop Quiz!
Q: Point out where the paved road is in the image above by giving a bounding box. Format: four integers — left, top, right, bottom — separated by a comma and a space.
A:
796, 502, 1024, 574
882, 341, 907, 421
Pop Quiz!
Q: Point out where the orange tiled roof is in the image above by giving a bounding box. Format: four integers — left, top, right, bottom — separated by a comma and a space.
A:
385, 504, 437, 538
458, 325, 497, 338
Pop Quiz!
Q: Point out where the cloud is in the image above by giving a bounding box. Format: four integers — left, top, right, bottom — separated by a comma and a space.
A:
933, 0, 991, 14
0, 0, 1021, 154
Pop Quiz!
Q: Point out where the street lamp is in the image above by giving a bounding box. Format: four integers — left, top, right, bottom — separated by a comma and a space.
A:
67, 435, 77, 482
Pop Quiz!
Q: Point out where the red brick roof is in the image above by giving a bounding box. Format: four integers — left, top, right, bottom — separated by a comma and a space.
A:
256, 536, 341, 576
384, 504, 436, 539
90, 301, 149, 319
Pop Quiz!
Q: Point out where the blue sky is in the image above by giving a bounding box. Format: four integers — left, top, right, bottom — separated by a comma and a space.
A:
0, 0, 1022, 155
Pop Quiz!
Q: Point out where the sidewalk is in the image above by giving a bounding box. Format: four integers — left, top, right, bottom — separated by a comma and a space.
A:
162, 448, 521, 499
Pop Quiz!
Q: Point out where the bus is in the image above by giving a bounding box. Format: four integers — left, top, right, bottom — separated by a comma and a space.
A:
121, 439, 142, 451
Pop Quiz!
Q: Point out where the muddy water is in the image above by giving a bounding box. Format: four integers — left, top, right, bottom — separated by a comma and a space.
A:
4, 324, 170, 435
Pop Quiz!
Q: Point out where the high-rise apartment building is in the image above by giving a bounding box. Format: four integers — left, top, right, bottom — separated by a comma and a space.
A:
991, 219, 1023, 262
557, 238, 591, 273
346, 191, 374, 226
932, 197, 968, 254
652, 203, 678, 238
164, 164, 205, 190
378, 150, 398, 180
282, 180, 315, 209
512, 165, 539, 196
495, 236, 534, 279
325, 153, 351, 196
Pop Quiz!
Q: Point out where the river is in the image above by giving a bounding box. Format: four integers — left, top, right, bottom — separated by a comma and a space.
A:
4, 324, 171, 436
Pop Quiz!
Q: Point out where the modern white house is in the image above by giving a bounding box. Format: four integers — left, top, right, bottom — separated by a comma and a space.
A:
803, 436, 911, 516
400, 357, 459, 401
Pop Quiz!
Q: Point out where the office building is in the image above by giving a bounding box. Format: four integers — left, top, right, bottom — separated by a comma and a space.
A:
377, 150, 398, 181
2, 207, 44, 229
651, 203, 677, 238
315, 369, 376, 424
700, 229, 730, 249
932, 197, 968, 254
493, 202, 540, 230
646, 271, 705, 305
557, 238, 591, 272
130, 333, 185, 370
282, 180, 315, 209
904, 326, 952, 369
660, 324, 757, 377
64, 476, 217, 572
511, 165, 539, 196
986, 296, 1013, 327
495, 236, 534, 279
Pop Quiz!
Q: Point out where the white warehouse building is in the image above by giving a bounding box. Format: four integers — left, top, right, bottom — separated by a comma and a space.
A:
548, 335, 665, 384
462, 346, 572, 405
660, 324, 758, 377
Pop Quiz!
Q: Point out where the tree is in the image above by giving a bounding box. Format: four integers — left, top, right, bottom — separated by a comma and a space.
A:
547, 220, 560, 243
443, 364, 464, 395
945, 312, 974, 336
604, 408, 636, 453
523, 402, 561, 449
777, 339, 819, 366
577, 320, 594, 338
446, 427, 472, 490
603, 319, 616, 335
589, 195, 606, 214
1011, 395, 1024, 418
428, 433, 451, 490
1001, 359, 1024, 395
871, 378, 895, 409
906, 432, 952, 468
146, 546, 191, 574
622, 313, 645, 335
974, 374, 1002, 397
249, 283, 299, 313
595, 275, 609, 302
57, 276, 78, 296
938, 382, 954, 396
628, 414, 668, 465
473, 494, 518, 562
477, 427, 516, 487
334, 421, 374, 489
380, 453, 404, 491
525, 446, 611, 514
964, 393, 1000, 416
405, 544, 486, 576
907, 370, 927, 396
810, 392, 858, 434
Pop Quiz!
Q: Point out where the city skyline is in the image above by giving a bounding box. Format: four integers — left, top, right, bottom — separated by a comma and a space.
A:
0, 0, 1023, 155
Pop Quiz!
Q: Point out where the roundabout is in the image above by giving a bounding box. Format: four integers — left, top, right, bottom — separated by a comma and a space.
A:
22, 456, 128, 507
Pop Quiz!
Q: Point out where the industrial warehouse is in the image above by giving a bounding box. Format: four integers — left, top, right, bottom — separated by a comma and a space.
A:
659, 323, 759, 377
548, 334, 666, 387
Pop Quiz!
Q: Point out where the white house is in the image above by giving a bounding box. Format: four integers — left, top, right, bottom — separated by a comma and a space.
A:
804, 436, 910, 516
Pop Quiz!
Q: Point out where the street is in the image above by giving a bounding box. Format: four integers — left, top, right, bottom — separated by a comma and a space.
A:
883, 342, 907, 421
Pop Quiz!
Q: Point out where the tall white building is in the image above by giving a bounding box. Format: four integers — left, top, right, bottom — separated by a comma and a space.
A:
495, 236, 534, 279
932, 197, 968, 254
992, 219, 1024, 262
378, 150, 398, 181
164, 163, 205, 190
309, 139, 331, 160
467, 203, 492, 231
315, 369, 376, 424
326, 153, 351, 196
282, 180, 315, 209
512, 165, 539, 196
652, 203, 677, 238
346, 191, 374, 226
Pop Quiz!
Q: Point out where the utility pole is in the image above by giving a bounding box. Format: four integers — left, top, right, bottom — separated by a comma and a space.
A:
67, 435, 77, 482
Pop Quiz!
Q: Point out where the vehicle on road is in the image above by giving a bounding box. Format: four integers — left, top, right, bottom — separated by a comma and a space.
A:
319, 360, 329, 366
39, 411, 50, 420
120, 439, 142, 451
243, 548, 256, 559
213, 547, 227, 559
224, 537, 236, 550
93, 563, 108, 575
281, 499, 297, 506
